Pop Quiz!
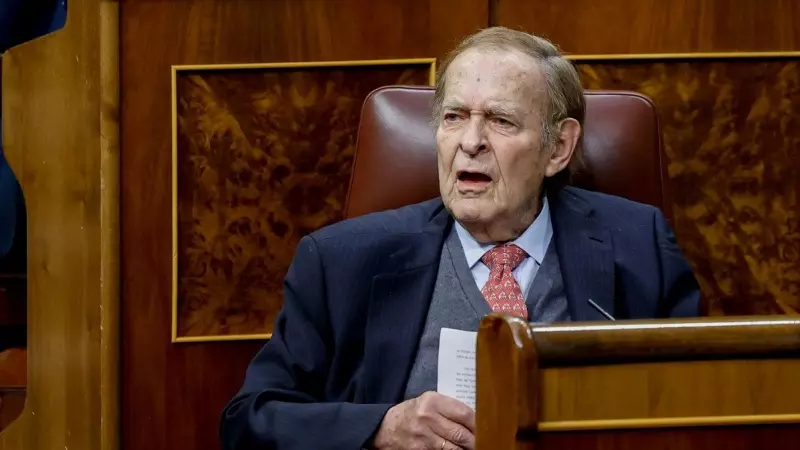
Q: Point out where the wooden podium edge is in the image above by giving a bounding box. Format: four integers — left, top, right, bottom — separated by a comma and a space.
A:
476, 314, 800, 447
531, 315, 800, 365
477, 314, 540, 449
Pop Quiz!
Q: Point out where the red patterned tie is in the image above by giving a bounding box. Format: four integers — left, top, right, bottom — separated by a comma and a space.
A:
481, 244, 528, 319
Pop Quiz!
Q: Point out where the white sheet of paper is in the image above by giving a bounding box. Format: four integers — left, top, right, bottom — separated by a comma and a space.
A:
437, 328, 478, 409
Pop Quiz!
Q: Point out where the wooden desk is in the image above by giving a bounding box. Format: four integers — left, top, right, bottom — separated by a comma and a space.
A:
476, 314, 800, 449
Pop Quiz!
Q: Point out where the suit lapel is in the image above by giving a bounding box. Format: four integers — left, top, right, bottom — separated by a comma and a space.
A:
360, 189, 617, 402
360, 204, 451, 403
549, 189, 616, 321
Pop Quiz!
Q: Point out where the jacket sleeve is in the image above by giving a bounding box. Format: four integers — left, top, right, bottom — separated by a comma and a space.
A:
653, 209, 702, 317
219, 235, 392, 450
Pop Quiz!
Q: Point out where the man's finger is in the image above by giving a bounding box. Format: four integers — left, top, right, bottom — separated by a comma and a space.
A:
442, 439, 467, 450
428, 414, 474, 449
446, 424, 475, 449
432, 394, 476, 432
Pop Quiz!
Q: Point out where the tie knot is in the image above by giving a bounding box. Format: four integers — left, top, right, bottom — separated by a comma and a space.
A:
481, 244, 527, 271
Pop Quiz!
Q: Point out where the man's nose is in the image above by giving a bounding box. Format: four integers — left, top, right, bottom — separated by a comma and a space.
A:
459, 116, 487, 156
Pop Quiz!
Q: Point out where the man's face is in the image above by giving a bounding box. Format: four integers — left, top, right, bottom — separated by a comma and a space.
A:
436, 48, 563, 241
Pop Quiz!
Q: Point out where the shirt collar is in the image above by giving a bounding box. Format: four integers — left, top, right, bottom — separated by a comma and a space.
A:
454, 196, 553, 268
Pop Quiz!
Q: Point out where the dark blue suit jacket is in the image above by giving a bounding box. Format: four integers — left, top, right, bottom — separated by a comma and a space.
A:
220, 187, 701, 450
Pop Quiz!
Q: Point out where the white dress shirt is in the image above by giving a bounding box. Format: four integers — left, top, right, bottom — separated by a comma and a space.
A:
454, 197, 553, 300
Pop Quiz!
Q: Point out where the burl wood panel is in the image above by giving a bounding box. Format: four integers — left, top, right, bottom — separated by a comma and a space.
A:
495, 0, 800, 54
574, 59, 800, 316
121, 1, 487, 449
175, 64, 432, 338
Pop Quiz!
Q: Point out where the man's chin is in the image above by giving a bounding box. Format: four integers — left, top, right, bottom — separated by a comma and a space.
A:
447, 198, 494, 223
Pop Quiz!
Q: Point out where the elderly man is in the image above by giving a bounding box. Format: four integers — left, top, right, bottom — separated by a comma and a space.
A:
221, 27, 700, 450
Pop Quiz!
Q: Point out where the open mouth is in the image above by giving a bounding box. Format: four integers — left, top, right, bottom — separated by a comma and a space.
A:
457, 170, 492, 186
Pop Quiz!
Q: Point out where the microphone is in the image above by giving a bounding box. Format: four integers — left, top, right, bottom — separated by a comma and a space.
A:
588, 299, 615, 321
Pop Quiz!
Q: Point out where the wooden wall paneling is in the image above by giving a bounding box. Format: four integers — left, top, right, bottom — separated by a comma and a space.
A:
494, 0, 800, 54
571, 56, 800, 317
493, 0, 800, 316
0, 0, 119, 449
172, 61, 435, 341
120, 1, 488, 449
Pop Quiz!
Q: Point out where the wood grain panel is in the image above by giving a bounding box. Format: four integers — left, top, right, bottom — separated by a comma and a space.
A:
537, 424, 800, 450
174, 62, 433, 339
574, 58, 800, 316
495, 0, 800, 54
120, 1, 486, 449
0, 0, 119, 449
540, 359, 800, 422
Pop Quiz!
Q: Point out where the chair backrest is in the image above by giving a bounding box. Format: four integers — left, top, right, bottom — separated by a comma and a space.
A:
345, 86, 672, 222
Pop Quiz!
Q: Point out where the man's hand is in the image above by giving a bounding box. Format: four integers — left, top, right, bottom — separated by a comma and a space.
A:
371, 391, 475, 450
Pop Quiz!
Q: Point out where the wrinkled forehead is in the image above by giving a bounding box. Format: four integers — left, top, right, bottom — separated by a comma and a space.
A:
443, 48, 546, 113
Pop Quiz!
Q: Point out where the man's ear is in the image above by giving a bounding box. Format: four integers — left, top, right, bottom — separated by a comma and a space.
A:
544, 118, 581, 177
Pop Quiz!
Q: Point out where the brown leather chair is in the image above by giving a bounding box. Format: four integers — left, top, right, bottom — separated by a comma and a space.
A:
345, 86, 671, 222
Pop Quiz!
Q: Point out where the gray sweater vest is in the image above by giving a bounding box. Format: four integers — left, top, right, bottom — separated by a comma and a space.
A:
403, 225, 570, 400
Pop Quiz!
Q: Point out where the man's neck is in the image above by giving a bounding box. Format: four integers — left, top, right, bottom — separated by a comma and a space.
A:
459, 202, 541, 244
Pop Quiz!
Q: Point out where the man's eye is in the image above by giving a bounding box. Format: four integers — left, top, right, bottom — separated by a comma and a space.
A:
492, 117, 513, 127
444, 113, 461, 122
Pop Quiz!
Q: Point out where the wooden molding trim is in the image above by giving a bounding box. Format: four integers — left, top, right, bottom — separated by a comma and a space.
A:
528, 316, 800, 365
567, 51, 800, 62
538, 413, 800, 432
173, 58, 437, 82
100, 2, 121, 449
